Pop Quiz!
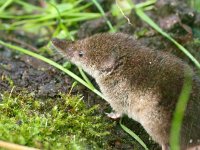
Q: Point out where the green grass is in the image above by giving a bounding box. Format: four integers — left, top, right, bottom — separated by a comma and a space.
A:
0, 0, 100, 34
120, 119, 149, 150
189, 0, 200, 12
170, 70, 193, 150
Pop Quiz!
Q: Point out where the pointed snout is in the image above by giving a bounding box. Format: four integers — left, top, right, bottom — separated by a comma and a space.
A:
51, 38, 60, 46
51, 38, 67, 50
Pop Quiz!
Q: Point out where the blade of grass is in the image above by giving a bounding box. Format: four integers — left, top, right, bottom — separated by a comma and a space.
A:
116, 0, 156, 11
91, 0, 115, 33
134, 0, 156, 8
78, 66, 95, 90
134, 8, 200, 69
0, 0, 13, 12
120, 119, 149, 150
15, 0, 43, 10
72, 0, 84, 8
69, 2, 93, 13
9, 12, 100, 28
9, 12, 100, 26
170, 70, 193, 150
3, 15, 100, 31
0, 40, 105, 100
0, 14, 43, 19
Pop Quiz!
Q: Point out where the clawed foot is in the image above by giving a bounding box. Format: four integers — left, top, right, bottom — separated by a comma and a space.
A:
162, 144, 170, 150
105, 112, 121, 119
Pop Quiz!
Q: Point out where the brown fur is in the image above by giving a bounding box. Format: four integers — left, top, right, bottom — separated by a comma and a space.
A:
52, 33, 200, 149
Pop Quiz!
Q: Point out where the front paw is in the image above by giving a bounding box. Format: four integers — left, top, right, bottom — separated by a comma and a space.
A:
105, 112, 122, 119
162, 144, 170, 150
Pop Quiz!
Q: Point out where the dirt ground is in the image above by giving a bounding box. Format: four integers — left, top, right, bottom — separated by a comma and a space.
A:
0, 0, 200, 149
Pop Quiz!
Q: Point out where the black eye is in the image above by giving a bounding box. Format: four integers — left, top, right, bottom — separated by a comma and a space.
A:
79, 51, 84, 57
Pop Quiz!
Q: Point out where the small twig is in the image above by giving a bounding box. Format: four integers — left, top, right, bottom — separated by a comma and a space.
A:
8, 86, 15, 99
115, 0, 133, 26
0, 140, 40, 150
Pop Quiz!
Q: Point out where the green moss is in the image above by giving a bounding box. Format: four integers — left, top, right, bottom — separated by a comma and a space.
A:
0, 91, 113, 149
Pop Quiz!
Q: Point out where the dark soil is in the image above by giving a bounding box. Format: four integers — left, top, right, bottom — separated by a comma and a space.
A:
0, 0, 200, 149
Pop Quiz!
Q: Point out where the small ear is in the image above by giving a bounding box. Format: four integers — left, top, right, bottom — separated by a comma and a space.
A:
102, 56, 115, 69
101, 54, 116, 73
